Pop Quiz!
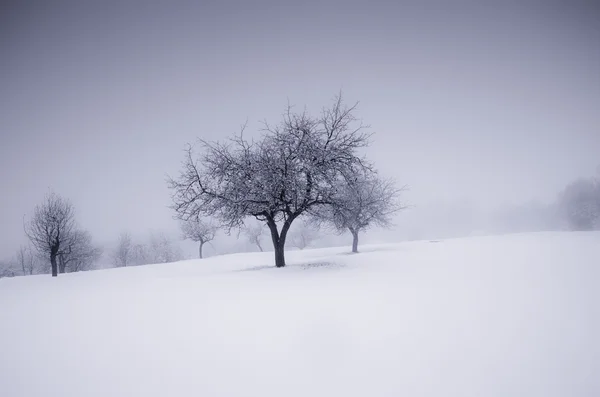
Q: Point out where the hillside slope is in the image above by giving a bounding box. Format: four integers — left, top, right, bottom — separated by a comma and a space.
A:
1, 232, 598, 397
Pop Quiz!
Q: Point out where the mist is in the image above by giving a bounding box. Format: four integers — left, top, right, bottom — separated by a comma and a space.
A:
1, 0, 599, 262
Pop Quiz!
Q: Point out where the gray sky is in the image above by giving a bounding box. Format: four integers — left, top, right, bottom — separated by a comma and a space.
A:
1, 0, 599, 258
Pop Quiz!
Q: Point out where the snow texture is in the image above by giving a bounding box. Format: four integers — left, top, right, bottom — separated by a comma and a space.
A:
1, 232, 598, 396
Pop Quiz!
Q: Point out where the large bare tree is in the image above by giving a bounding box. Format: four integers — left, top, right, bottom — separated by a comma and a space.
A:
168, 94, 372, 267
181, 219, 217, 259
25, 191, 76, 277
314, 172, 405, 253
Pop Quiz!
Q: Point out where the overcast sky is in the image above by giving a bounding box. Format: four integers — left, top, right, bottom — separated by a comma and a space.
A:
1, 0, 599, 258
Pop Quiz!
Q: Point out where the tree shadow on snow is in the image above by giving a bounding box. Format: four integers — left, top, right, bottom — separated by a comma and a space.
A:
237, 261, 345, 272
297, 261, 346, 270
236, 264, 275, 272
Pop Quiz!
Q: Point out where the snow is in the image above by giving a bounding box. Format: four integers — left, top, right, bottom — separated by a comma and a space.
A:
1, 232, 598, 397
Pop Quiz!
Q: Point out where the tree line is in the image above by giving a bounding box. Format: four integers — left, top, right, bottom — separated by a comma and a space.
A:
111, 230, 184, 267
0, 191, 189, 278
1, 94, 406, 276
7, 93, 594, 277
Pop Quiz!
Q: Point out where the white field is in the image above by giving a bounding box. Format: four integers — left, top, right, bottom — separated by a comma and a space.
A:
1, 232, 598, 397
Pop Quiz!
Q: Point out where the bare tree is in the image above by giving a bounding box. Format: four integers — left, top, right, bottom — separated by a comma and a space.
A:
181, 219, 216, 259
168, 94, 372, 267
24, 191, 76, 277
148, 231, 183, 264
57, 229, 102, 273
314, 172, 405, 253
112, 232, 133, 267
130, 243, 150, 266
559, 177, 600, 230
289, 221, 318, 250
242, 221, 265, 252
0, 260, 18, 278
15, 246, 38, 275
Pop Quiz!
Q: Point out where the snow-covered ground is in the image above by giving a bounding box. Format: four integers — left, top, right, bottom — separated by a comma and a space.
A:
1, 232, 598, 397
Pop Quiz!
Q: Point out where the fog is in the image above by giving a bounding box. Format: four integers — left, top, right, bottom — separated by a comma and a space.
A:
1, 0, 599, 261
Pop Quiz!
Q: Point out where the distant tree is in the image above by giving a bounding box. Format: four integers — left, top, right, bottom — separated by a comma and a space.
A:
559, 177, 600, 230
112, 232, 133, 267
242, 221, 265, 252
289, 221, 318, 250
57, 229, 103, 273
314, 172, 405, 253
168, 94, 372, 267
181, 219, 217, 259
130, 243, 150, 266
24, 191, 76, 277
148, 231, 183, 264
15, 245, 38, 276
0, 260, 18, 278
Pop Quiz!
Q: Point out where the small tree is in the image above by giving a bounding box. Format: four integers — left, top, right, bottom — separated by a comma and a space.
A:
242, 221, 265, 252
15, 246, 38, 275
168, 94, 372, 267
0, 260, 18, 278
130, 243, 150, 266
112, 232, 133, 267
314, 172, 405, 252
24, 191, 76, 277
148, 231, 183, 263
289, 221, 318, 250
181, 219, 217, 259
58, 229, 102, 273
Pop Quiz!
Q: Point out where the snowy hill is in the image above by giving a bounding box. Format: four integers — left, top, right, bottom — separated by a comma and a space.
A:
1, 232, 598, 397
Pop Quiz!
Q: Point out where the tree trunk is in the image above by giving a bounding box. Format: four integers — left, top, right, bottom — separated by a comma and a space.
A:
274, 241, 286, 268
199, 242, 204, 259
351, 229, 359, 253
256, 241, 263, 252
50, 254, 58, 277
266, 216, 294, 268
